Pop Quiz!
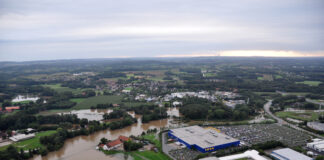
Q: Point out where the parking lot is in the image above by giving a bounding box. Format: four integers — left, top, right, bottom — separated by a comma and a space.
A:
216, 124, 312, 147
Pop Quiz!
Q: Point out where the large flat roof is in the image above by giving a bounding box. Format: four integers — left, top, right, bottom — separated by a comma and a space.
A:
170, 125, 239, 149
271, 148, 312, 160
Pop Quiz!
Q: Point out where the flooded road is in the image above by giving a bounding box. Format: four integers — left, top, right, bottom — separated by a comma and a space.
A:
32, 107, 180, 160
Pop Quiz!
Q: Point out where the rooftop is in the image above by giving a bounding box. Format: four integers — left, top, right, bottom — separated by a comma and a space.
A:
271, 148, 312, 160
170, 125, 239, 149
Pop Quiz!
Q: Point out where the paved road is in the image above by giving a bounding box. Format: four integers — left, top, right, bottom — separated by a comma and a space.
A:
161, 132, 176, 160
306, 98, 324, 106
263, 100, 324, 139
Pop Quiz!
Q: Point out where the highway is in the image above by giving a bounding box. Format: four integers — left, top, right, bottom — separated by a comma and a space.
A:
263, 100, 324, 139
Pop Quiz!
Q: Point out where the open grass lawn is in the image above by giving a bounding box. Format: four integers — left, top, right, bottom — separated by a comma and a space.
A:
72, 95, 123, 109
275, 111, 319, 121
0, 130, 56, 151
296, 81, 322, 86
133, 151, 171, 160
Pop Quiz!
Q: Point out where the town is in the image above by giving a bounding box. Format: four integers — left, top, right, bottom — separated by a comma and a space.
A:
0, 57, 323, 160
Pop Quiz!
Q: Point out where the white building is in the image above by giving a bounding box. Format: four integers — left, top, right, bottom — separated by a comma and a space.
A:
270, 148, 312, 160
199, 150, 266, 160
307, 139, 324, 152
172, 101, 182, 107
10, 133, 35, 142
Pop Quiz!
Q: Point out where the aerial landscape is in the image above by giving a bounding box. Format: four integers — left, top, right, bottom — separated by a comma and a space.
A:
0, 0, 323, 160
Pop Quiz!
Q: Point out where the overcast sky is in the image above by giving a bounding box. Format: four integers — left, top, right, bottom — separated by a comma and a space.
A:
0, 0, 323, 61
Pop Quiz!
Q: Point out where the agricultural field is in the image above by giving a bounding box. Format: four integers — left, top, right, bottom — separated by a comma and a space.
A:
42, 84, 88, 94
70, 98, 86, 104
72, 95, 123, 109
0, 130, 56, 151
296, 81, 322, 86
257, 74, 273, 81
275, 111, 319, 121
203, 73, 217, 77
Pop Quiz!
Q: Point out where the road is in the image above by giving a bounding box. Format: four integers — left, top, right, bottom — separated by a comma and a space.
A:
306, 98, 324, 106
161, 132, 176, 160
263, 100, 324, 139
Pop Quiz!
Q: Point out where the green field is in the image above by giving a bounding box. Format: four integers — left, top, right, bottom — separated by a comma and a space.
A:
42, 84, 89, 94
204, 73, 217, 77
275, 111, 319, 121
257, 74, 273, 81
70, 98, 86, 104
12, 100, 33, 105
275, 75, 283, 79
132, 151, 171, 160
124, 87, 132, 91
72, 95, 123, 109
0, 130, 56, 151
296, 81, 322, 86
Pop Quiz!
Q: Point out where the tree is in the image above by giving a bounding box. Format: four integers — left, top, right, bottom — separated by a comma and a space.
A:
100, 137, 108, 144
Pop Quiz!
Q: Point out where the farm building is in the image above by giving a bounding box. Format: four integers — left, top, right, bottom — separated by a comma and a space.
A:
168, 125, 240, 153
270, 148, 312, 160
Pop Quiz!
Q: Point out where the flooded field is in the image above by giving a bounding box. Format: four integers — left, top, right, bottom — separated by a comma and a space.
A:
31, 107, 181, 160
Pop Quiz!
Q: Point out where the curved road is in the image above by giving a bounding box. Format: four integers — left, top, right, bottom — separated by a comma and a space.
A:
263, 100, 324, 138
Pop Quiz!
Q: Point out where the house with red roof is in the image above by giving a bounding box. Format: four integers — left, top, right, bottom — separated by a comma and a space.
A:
119, 135, 130, 142
98, 135, 130, 151
0, 106, 20, 113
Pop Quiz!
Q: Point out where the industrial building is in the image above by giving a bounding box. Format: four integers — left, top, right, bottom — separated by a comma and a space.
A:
307, 139, 324, 153
270, 148, 312, 160
168, 125, 240, 153
199, 150, 267, 160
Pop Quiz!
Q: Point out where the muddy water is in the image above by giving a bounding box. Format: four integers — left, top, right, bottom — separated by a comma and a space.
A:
32, 107, 180, 160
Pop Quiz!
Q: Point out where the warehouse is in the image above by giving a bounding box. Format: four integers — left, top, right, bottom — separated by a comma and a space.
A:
307, 139, 324, 152
270, 148, 312, 160
168, 125, 240, 153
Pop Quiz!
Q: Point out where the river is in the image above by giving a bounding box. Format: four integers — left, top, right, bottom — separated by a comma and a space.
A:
32, 107, 181, 160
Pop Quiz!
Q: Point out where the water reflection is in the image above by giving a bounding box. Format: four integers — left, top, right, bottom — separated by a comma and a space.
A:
32, 107, 180, 160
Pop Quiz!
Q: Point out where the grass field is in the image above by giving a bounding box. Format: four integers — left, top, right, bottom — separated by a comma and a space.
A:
275, 111, 319, 121
42, 84, 91, 94
204, 73, 217, 77
275, 75, 283, 79
70, 98, 86, 104
296, 81, 322, 86
124, 87, 132, 91
257, 74, 273, 81
72, 95, 123, 109
12, 100, 33, 105
0, 130, 56, 151
133, 151, 171, 160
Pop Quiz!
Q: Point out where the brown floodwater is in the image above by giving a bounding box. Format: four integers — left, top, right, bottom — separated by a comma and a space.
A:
32, 107, 180, 160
